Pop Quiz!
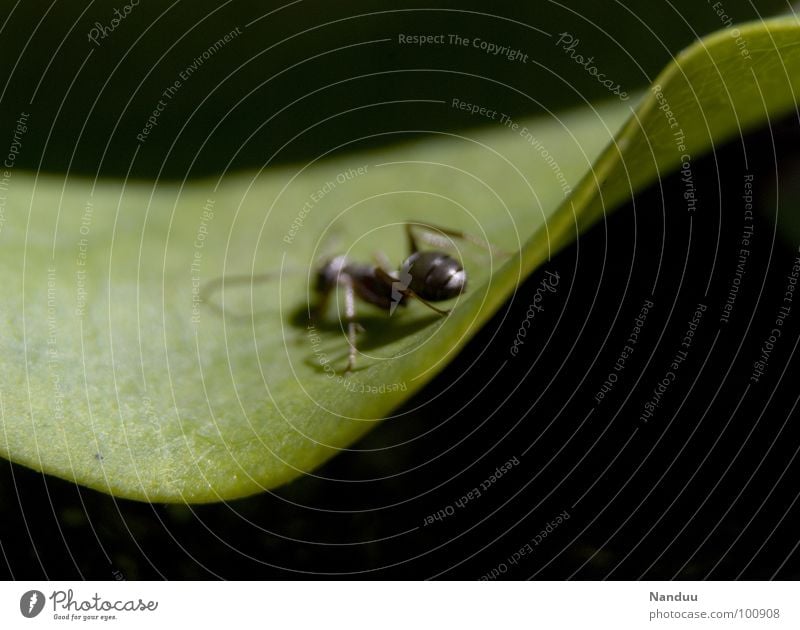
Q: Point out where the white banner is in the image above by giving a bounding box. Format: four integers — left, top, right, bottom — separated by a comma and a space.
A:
1, 581, 798, 629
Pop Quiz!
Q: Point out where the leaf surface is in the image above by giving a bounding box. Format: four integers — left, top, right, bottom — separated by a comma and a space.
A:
2, 17, 799, 501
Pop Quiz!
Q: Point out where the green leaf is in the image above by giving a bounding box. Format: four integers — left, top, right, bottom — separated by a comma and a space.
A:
2, 16, 799, 502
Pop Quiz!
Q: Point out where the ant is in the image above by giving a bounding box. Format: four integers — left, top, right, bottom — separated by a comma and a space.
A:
312, 221, 497, 373
200, 221, 499, 374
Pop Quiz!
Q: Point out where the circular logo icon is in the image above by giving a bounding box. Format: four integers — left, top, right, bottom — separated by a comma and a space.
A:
20, 590, 45, 618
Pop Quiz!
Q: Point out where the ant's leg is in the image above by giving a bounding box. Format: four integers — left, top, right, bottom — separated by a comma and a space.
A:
342, 276, 360, 373
405, 289, 451, 316
405, 222, 421, 253
372, 251, 394, 273
312, 255, 351, 323
405, 221, 506, 256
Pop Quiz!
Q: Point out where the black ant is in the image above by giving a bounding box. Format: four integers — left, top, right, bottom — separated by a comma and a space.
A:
312, 221, 497, 372
201, 221, 499, 373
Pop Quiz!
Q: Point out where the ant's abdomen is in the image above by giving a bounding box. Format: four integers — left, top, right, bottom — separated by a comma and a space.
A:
402, 251, 467, 301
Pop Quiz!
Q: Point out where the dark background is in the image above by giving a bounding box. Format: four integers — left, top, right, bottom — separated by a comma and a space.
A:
1, 0, 799, 579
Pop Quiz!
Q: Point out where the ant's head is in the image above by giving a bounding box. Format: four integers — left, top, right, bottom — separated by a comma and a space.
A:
400, 250, 467, 302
